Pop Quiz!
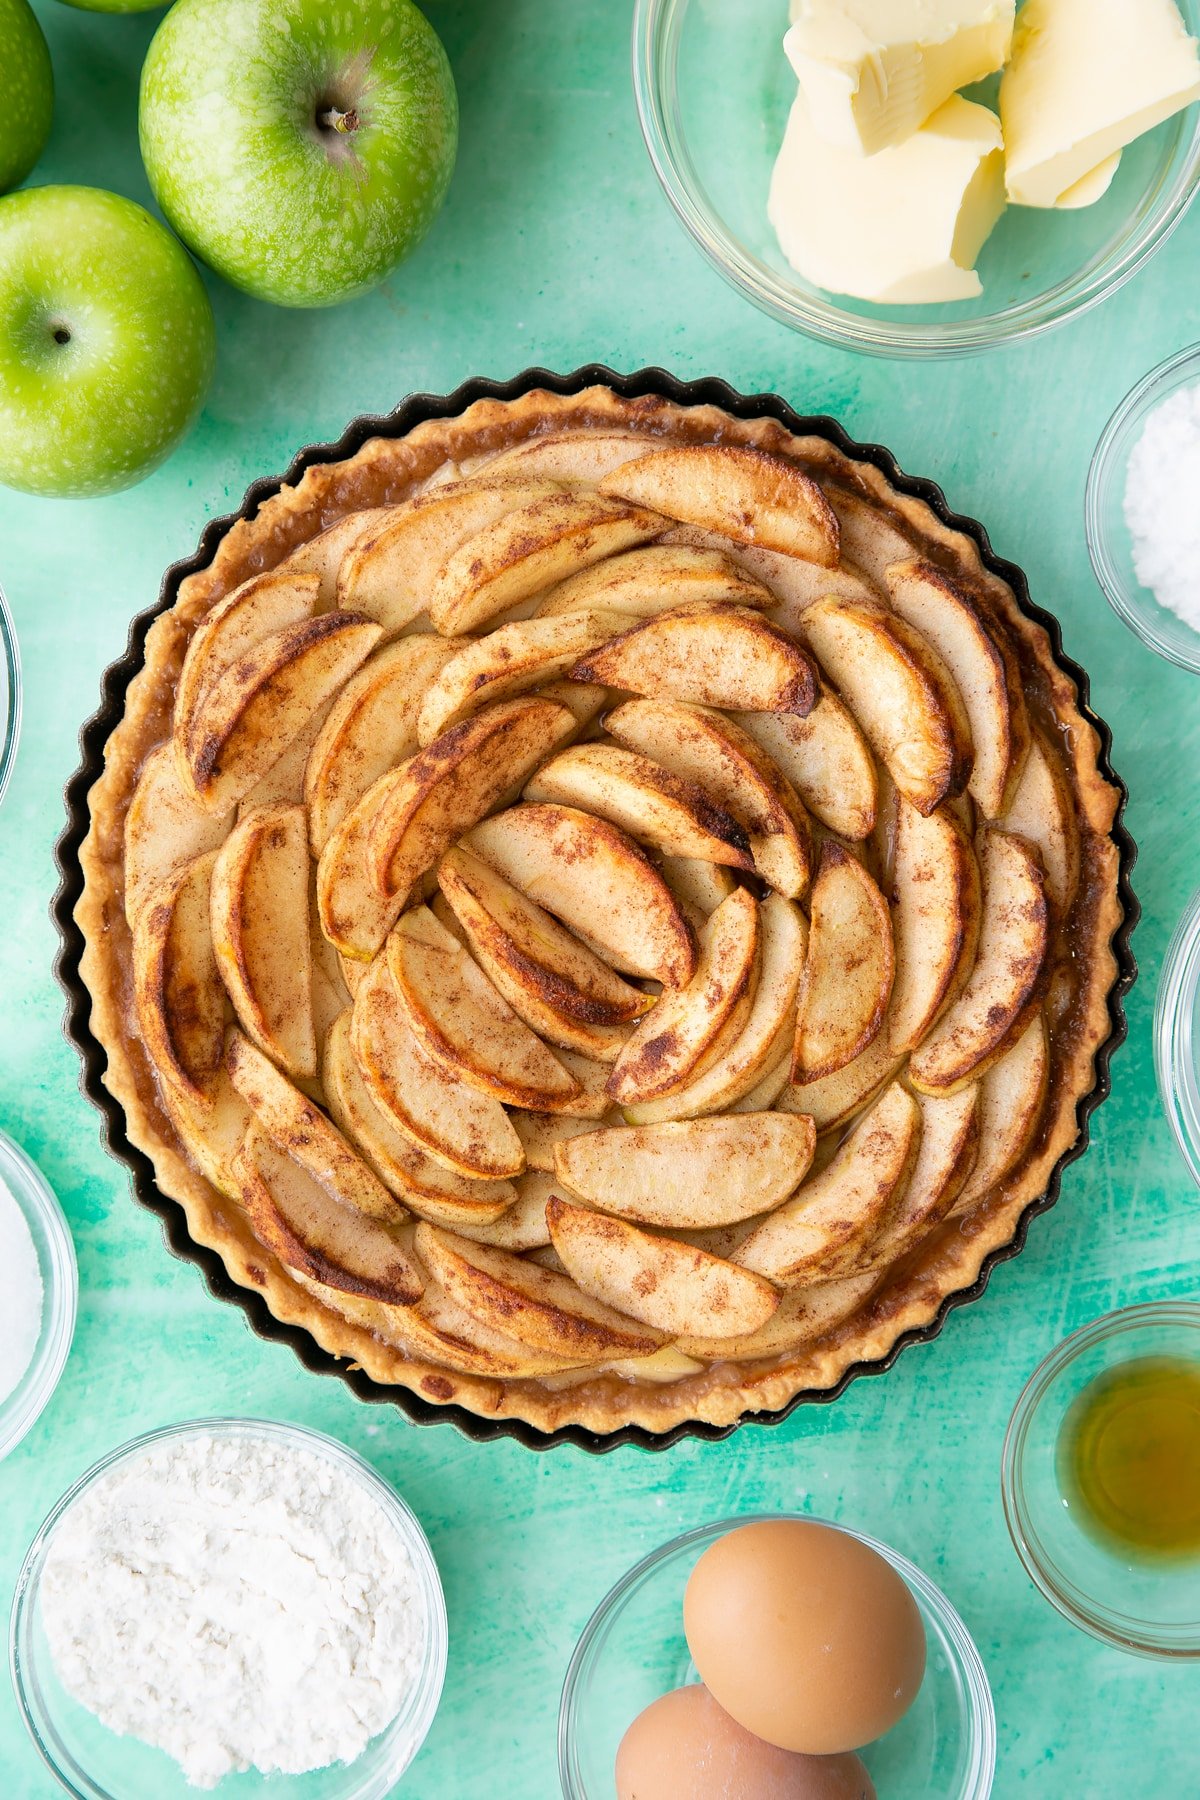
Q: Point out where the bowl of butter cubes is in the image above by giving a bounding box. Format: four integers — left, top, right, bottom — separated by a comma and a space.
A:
633, 0, 1200, 357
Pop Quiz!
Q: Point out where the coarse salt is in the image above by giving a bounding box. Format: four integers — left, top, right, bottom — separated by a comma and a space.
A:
41, 1431, 427, 1789
0, 1177, 43, 1405
1123, 381, 1200, 633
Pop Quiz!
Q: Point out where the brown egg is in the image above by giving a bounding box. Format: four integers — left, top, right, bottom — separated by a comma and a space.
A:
683, 1520, 926, 1754
615, 1685, 877, 1800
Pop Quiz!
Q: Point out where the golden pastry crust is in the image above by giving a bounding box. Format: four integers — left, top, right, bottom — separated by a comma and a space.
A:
76, 386, 1126, 1438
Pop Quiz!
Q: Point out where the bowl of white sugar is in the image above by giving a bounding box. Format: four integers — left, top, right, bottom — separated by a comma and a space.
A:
0, 1128, 77, 1462
10, 1418, 448, 1799
1087, 342, 1200, 673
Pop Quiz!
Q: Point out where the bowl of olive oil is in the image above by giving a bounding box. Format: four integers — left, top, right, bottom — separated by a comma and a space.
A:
1002, 1303, 1200, 1658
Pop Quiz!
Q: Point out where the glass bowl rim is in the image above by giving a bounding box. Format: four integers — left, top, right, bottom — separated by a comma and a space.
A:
1154, 882, 1200, 1190
1085, 340, 1200, 674
557, 1509, 997, 1798
1000, 1300, 1200, 1659
631, 0, 1200, 359
0, 1128, 77, 1464
9, 1414, 449, 1800
0, 579, 22, 809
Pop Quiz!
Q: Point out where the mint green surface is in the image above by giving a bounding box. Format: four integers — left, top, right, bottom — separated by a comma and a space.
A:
0, 5, 1197, 1795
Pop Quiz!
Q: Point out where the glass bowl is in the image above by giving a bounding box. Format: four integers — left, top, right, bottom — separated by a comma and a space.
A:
1002, 1303, 1200, 1658
559, 1513, 996, 1799
0, 580, 21, 807
1156, 883, 1200, 1189
0, 1129, 77, 1463
10, 1418, 448, 1800
1086, 342, 1200, 673
632, 0, 1200, 358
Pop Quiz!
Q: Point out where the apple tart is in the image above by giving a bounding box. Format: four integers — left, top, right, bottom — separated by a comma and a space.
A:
75, 383, 1128, 1438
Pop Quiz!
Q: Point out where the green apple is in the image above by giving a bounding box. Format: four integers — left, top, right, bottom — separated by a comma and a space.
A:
0, 0, 53, 194
0, 187, 216, 497
139, 0, 458, 308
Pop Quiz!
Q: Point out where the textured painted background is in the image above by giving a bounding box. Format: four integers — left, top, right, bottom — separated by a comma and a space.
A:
1, 3, 1199, 1794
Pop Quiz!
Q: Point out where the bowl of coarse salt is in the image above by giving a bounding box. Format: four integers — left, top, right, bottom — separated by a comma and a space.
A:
0, 1128, 76, 1462
1087, 342, 1200, 674
10, 1418, 447, 1800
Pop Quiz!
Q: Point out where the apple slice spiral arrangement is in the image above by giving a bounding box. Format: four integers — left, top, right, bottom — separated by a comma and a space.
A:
0, 0, 457, 495
121, 432, 1087, 1420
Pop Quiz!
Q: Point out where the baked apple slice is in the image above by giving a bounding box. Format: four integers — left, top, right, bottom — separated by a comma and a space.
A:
886, 798, 982, 1056
999, 727, 1080, 916
599, 444, 840, 566
624, 892, 806, 1124
183, 612, 382, 815
887, 559, 1031, 819
674, 1270, 879, 1362
524, 743, 753, 871
605, 699, 813, 900
429, 488, 667, 635
132, 851, 226, 1112
350, 954, 525, 1180
416, 611, 626, 744
466, 803, 697, 987
413, 1223, 668, 1363
908, 827, 1048, 1095
451, 1170, 558, 1252
734, 694, 877, 842
607, 886, 760, 1106
306, 634, 465, 853
174, 566, 319, 757
210, 804, 315, 1080
511, 1108, 619, 1172
950, 1009, 1049, 1216
277, 509, 386, 603
226, 1028, 400, 1223
436, 844, 651, 1061
793, 841, 894, 1083
830, 488, 915, 582
855, 1087, 981, 1272
803, 592, 973, 815
658, 857, 737, 928
737, 1082, 921, 1285
571, 604, 819, 715
484, 430, 662, 483
316, 766, 412, 963
235, 1124, 423, 1306
335, 475, 567, 637
386, 906, 582, 1110
535, 543, 774, 618
125, 743, 232, 926
367, 697, 578, 900
778, 1031, 902, 1136
552, 1113, 817, 1230
322, 1011, 514, 1229
546, 1197, 780, 1339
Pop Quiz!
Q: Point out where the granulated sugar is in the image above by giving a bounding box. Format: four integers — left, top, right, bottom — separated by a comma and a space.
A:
1123, 382, 1200, 633
0, 1177, 43, 1404
41, 1430, 426, 1788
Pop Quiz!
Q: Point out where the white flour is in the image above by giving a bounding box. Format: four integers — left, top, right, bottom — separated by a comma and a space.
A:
41, 1431, 425, 1789
1124, 381, 1200, 632
0, 1176, 43, 1405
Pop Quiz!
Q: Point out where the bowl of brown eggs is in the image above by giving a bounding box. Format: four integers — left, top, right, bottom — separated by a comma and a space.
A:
558, 1514, 995, 1799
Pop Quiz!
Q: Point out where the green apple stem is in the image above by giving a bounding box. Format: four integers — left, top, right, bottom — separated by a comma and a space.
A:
317, 106, 359, 136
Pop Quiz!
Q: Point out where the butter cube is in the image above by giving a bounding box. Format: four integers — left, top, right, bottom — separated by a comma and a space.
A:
769, 92, 1005, 303
1001, 0, 1200, 208
784, 1, 1015, 156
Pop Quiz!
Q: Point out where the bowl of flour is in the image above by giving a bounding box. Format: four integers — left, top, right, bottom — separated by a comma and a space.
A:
1087, 342, 1200, 675
10, 1418, 447, 1798
0, 1127, 77, 1462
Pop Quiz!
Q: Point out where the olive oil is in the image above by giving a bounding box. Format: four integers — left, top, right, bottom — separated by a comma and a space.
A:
1058, 1357, 1200, 1560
